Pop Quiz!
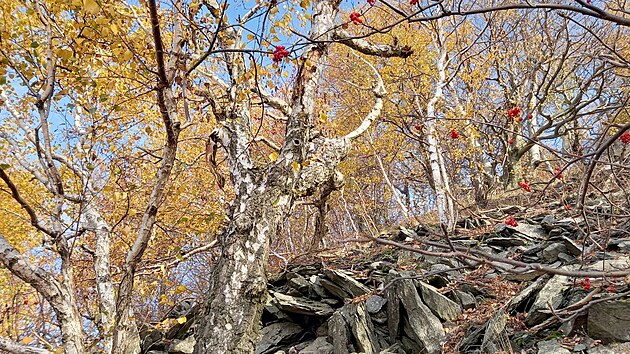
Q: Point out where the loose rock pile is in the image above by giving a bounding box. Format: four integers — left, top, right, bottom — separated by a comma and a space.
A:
141, 209, 630, 354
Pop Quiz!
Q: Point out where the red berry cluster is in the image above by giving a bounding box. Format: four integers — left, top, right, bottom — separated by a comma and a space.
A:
578, 278, 591, 291
272, 46, 290, 63
554, 167, 563, 179
620, 132, 630, 144
367, 0, 375, 6
410, 0, 419, 5
507, 106, 522, 118
350, 12, 363, 25
450, 129, 460, 139
508, 139, 514, 145
518, 179, 532, 192
505, 216, 518, 227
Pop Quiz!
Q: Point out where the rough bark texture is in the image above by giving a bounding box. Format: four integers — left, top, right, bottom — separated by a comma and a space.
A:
83, 205, 115, 353
0, 336, 52, 354
194, 0, 343, 351
0, 234, 85, 354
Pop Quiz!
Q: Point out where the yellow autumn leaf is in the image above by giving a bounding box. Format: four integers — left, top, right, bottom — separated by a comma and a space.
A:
291, 162, 300, 171
317, 112, 327, 124
174, 284, 187, 294
21, 336, 34, 345
176, 316, 187, 324
84, 0, 100, 15
122, 50, 134, 61
268, 152, 279, 162
110, 24, 119, 35
56, 49, 73, 61
247, 34, 255, 41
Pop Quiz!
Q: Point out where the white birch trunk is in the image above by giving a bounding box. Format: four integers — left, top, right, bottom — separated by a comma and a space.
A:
423, 19, 456, 231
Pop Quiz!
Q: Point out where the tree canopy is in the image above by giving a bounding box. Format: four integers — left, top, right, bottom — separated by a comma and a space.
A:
0, 0, 629, 353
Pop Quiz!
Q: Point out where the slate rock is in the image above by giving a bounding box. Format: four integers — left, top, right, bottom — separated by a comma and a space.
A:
141, 329, 164, 352
416, 281, 462, 321
459, 283, 488, 297
458, 324, 485, 352
385, 271, 401, 342
256, 322, 304, 354
400, 330, 424, 354
536, 339, 571, 354
588, 258, 629, 272
328, 311, 352, 354
588, 300, 630, 343
588, 342, 630, 354
557, 252, 576, 264
272, 291, 334, 317
541, 215, 556, 230
319, 278, 351, 299
526, 274, 570, 326
397, 278, 444, 353
618, 240, 630, 252
486, 237, 528, 247
291, 265, 320, 276
298, 337, 333, 354
287, 273, 310, 294
542, 243, 567, 263
510, 331, 537, 351
309, 275, 328, 298
513, 223, 548, 240
378, 343, 407, 354
551, 236, 582, 256
341, 302, 380, 354
329, 303, 380, 354
480, 310, 510, 353
454, 290, 476, 310
504, 269, 545, 281
573, 343, 587, 351
168, 299, 195, 319
508, 275, 550, 314
365, 295, 387, 314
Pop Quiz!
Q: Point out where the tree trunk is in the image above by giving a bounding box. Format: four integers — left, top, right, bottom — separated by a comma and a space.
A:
423, 18, 456, 231
194, 181, 288, 353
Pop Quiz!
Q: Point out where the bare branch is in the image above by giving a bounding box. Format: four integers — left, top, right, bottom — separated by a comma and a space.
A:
253, 88, 292, 117
0, 336, 52, 354
333, 29, 413, 58
344, 55, 386, 140
0, 167, 55, 236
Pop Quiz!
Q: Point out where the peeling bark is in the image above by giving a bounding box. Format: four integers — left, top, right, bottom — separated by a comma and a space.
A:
420, 19, 456, 231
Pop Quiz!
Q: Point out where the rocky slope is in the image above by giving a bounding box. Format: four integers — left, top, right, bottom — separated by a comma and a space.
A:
140, 206, 630, 354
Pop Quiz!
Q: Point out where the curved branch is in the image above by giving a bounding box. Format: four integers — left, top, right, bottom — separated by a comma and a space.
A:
0, 167, 55, 236
0, 336, 52, 354
407, 3, 630, 27
333, 29, 413, 58
344, 55, 386, 140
